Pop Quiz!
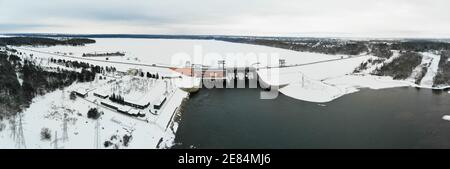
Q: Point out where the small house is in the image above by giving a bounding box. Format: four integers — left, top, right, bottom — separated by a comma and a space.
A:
101, 101, 118, 110
153, 96, 167, 110
94, 92, 109, 99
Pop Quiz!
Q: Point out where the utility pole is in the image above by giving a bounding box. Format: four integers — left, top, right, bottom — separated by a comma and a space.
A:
219, 60, 226, 83
218, 60, 225, 72
302, 73, 305, 88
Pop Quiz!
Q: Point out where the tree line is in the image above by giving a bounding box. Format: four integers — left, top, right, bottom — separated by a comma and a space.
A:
434, 51, 450, 87
221, 37, 450, 57
0, 37, 95, 46
0, 52, 99, 117
373, 52, 423, 80
49, 58, 117, 74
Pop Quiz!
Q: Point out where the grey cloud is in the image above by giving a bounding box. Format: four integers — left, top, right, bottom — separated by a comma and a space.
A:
0, 0, 450, 38
0, 23, 57, 31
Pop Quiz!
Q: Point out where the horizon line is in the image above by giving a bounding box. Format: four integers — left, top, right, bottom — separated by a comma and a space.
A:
2, 32, 450, 41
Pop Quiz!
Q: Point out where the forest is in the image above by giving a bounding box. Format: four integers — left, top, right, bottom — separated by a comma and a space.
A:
221, 38, 369, 55
434, 51, 450, 87
0, 37, 95, 46
0, 52, 98, 117
373, 52, 423, 80
221, 37, 450, 57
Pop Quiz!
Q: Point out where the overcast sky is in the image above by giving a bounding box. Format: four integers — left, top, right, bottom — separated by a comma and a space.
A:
1, 0, 450, 38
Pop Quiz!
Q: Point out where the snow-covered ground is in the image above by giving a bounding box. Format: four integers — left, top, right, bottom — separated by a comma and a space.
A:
262, 50, 447, 103
2, 44, 190, 148
15, 38, 435, 103
0, 75, 188, 149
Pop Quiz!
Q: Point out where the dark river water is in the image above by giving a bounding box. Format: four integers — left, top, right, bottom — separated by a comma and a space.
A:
173, 87, 450, 149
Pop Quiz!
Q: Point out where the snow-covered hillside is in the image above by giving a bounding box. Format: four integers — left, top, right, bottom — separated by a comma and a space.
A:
419, 52, 441, 88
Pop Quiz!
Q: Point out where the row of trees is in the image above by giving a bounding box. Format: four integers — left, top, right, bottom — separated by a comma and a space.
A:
373, 52, 423, 80
0, 37, 95, 46
82, 52, 125, 57
109, 93, 125, 105
50, 58, 91, 69
49, 58, 117, 74
433, 51, 450, 86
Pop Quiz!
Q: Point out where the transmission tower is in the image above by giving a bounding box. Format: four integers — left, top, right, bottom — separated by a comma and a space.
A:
54, 131, 58, 149
9, 115, 17, 142
51, 131, 59, 149
94, 119, 100, 149
62, 114, 69, 142
16, 113, 26, 149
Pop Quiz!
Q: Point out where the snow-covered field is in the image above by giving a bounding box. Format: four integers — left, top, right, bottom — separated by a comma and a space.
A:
419, 52, 441, 88
19, 38, 339, 68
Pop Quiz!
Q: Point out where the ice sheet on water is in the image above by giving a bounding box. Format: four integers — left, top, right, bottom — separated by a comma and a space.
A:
443, 115, 450, 121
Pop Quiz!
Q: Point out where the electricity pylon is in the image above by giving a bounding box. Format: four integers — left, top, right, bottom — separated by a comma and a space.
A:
94, 119, 100, 149
16, 113, 26, 149
62, 114, 69, 142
